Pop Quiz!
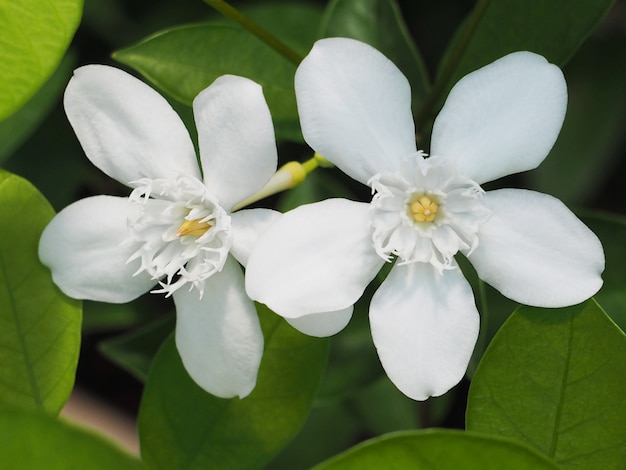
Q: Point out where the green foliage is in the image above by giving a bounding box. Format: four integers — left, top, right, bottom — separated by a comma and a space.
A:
313, 430, 560, 469
0, 169, 81, 414
319, 0, 430, 112
467, 299, 626, 469
0, 55, 75, 163
527, 37, 626, 205
113, 2, 323, 142
582, 214, 626, 332
138, 305, 329, 469
443, 0, 616, 81
99, 314, 175, 381
0, 410, 142, 469
0, 0, 82, 120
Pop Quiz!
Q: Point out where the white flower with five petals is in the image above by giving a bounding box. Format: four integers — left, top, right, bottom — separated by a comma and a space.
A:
39, 66, 280, 398
245, 38, 605, 400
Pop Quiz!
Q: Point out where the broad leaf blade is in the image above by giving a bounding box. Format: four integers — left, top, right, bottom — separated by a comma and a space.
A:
0, 0, 82, 120
114, 23, 300, 141
437, 0, 615, 115
467, 299, 626, 469
138, 305, 329, 469
319, 0, 430, 113
0, 169, 81, 414
313, 430, 560, 469
0, 54, 75, 163
0, 410, 141, 469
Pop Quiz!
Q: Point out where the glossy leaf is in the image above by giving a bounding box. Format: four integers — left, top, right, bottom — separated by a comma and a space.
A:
313, 430, 560, 469
319, 0, 430, 113
580, 213, 626, 333
138, 305, 329, 469
240, 2, 323, 56
99, 314, 174, 381
0, 54, 74, 163
436, 0, 615, 116
0, 169, 81, 414
526, 37, 626, 205
114, 23, 300, 141
467, 299, 626, 469
0, 410, 142, 469
0, 0, 82, 120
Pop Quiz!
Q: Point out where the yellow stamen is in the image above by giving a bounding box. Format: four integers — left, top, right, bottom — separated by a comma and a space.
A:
177, 218, 211, 237
409, 195, 439, 223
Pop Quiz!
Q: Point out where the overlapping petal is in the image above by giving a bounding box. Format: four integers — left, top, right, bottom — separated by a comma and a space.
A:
229, 208, 280, 267
295, 38, 417, 184
467, 189, 605, 307
38, 196, 156, 303
173, 256, 264, 399
246, 199, 385, 317
64, 65, 200, 186
370, 262, 479, 401
285, 307, 353, 337
431, 52, 567, 184
194, 75, 278, 210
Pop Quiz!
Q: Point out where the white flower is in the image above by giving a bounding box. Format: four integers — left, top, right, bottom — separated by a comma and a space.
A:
39, 66, 280, 398
245, 38, 605, 400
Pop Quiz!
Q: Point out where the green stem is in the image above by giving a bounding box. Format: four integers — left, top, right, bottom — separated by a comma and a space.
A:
413, 0, 491, 131
202, 0, 303, 65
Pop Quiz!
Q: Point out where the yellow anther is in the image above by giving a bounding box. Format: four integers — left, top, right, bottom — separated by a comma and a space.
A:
409, 195, 439, 223
177, 218, 211, 237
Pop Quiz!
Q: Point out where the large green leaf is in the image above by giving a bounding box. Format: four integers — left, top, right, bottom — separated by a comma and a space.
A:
467, 299, 626, 469
114, 23, 300, 141
99, 314, 175, 381
526, 37, 626, 205
318, 0, 430, 114
313, 430, 560, 469
433, 0, 616, 120
0, 410, 142, 469
581, 213, 626, 332
0, 0, 83, 120
0, 169, 81, 414
0, 53, 75, 163
138, 305, 329, 469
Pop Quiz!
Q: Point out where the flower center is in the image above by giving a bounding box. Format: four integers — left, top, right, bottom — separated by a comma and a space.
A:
409, 195, 439, 223
369, 152, 491, 271
126, 175, 232, 297
176, 218, 212, 237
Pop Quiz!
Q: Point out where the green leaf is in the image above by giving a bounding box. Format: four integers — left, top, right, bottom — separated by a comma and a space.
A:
240, 2, 323, 57
434, 0, 615, 121
0, 53, 75, 163
0, 0, 83, 120
0, 410, 142, 469
99, 314, 175, 381
138, 305, 329, 469
319, 0, 430, 112
466, 299, 626, 469
114, 23, 301, 141
526, 37, 626, 205
579, 213, 626, 334
0, 169, 81, 414
313, 430, 560, 469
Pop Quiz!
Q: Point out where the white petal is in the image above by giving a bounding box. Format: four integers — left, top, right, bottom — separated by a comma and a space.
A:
246, 199, 385, 317
295, 38, 417, 185
431, 52, 567, 184
370, 262, 479, 401
468, 189, 604, 307
194, 75, 278, 210
286, 307, 353, 337
38, 196, 156, 303
173, 256, 263, 399
229, 208, 281, 267
64, 65, 200, 185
